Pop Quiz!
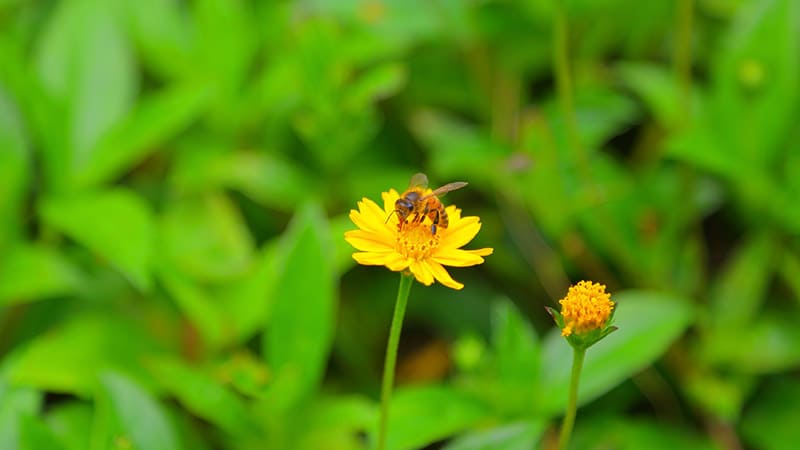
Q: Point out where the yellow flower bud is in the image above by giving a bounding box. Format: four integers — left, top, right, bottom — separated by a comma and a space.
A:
559, 281, 614, 337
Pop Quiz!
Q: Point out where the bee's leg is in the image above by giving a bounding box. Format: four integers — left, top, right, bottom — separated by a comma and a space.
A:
430, 209, 440, 235
421, 203, 431, 224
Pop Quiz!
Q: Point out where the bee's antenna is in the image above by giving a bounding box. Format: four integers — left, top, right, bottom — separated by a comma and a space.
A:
385, 210, 398, 224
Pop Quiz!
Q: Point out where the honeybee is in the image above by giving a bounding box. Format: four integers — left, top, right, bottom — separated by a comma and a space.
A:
389, 173, 468, 235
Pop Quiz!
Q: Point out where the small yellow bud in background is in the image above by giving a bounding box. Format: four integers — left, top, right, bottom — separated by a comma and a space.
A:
559, 281, 614, 337
546, 280, 617, 351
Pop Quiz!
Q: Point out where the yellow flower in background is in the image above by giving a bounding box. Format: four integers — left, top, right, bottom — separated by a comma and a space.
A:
345, 189, 492, 290
558, 281, 614, 337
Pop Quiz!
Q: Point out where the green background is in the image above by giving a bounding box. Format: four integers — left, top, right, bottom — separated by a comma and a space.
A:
1, 0, 799, 449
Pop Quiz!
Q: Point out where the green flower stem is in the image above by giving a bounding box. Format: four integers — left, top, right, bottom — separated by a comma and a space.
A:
558, 346, 586, 450
377, 273, 414, 450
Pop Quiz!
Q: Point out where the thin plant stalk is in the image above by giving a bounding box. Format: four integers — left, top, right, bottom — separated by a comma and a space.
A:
377, 273, 414, 450
674, 0, 694, 123
558, 347, 586, 450
553, 0, 582, 160
552, 0, 626, 282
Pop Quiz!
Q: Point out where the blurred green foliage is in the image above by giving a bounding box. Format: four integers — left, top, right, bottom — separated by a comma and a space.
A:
1, 0, 799, 449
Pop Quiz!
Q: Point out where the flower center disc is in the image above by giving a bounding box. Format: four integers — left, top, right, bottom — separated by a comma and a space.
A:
396, 221, 439, 260
559, 281, 614, 336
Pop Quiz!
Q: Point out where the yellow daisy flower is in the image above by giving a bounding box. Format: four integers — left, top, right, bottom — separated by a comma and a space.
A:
344, 188, 493, 290
558, 280, 614, 337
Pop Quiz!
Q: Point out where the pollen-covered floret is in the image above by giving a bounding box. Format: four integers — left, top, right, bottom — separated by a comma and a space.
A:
559, 281, 614, 337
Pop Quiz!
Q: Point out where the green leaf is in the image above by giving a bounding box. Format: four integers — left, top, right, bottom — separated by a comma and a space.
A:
708, 232, 775, 328
0, 382, 42, 416
683, 370, 754, 422
491, 299, 540, 383
303, 0, 459, 50
282, 21, 388, 169
34, 0, 137, 189
116, 0, 194, 79
0, 382, 50, 450
191, 0, 257, 129
73, 82, 210, 189
386, 385, 488, 450
262, 202, 336, 408
0, 38, 68, 193
6, 315, 163, 396
778, 250, 800, 306
212, 351, 270, 398
616, 62, 681, 126
710, 0, 800, 166
572, 416, 717, 450
160, 192, 254, 282
537, 290, 693, 416
665, 123, 738, 179
44, 402, 93, 450
193, 0, 256, 87
741, 377, 800, 450
296, 396, 377, 450
157, 203, 265, 347
39, 189, 155, 290
157, 233, 273, 348
0, 244, 80, 305
157, 268, 227, 349
95, 371, 182, 450
465, 299, 543, 417
0, 84, 29, 249
148, 357, 253, 436
573, 84, 639, 151
442, 420, 546, 450
0, 413, 65, 450
171, 413, 213, 450
346, 62, 407, 108
709, 312, 800, 373
170, 147, 314, 210
410, 109, 508, 184
218, 242, 279, 344
330, 213, 357, 275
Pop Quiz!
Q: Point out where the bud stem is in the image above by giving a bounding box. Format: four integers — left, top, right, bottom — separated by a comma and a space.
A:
558, 346, 586, 450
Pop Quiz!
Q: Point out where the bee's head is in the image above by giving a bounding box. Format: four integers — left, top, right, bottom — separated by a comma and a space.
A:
393, 195, 416, 220
386, 191, 421, 225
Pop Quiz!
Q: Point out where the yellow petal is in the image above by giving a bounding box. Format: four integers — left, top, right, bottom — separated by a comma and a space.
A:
385, 253, 411, 271
349, 209, 382, 235
440, 216, 481, 248
349, 219, 395, 246
382, 189, 401, 216
410, 260, 434, 285
470, 247, 494, 257
352, 251, 397, 266
432, 248, 490, 267
445, 205, 462, 222
362, 195, 391, 220
344, 230, 395, 252
356, 197, 397, 233
428, 261, 464, 290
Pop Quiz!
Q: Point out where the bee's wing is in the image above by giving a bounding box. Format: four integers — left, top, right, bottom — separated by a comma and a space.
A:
408, 173, 429, 189
426, 181, 468, 198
